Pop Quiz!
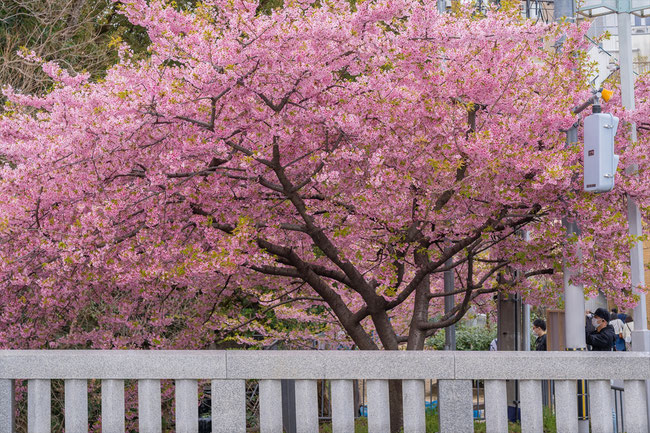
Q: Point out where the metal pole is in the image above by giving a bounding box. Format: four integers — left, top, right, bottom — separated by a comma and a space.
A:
444, 258, 456, 350
562, 217, 586, 355
554, 0, 575, 21
563, 126, 589, 433
617, 9, 650, 428
618, 10, 649, 333
554, 0, 589, 428
438, 0, 455, 351
523, 304, 531, 351
556, 0, 587, 359
521, 230, 531, 352
281, 380, 297, 433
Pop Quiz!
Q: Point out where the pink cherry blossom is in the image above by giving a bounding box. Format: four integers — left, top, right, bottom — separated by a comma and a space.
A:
0, 0, 647, 353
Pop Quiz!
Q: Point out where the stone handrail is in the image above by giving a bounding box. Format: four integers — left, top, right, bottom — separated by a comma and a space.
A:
0, 350, 648, 432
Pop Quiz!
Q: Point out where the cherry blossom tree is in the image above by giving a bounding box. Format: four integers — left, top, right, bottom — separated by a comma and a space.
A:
6, 0, 650, 428
2, 1, 650, 426
2, 0, 646, 350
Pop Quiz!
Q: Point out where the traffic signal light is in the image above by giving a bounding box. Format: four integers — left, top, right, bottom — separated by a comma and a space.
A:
583, 112, 619, 193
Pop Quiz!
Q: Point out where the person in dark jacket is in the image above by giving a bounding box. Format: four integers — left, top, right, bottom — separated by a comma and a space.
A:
586, 308, 615, 351
532, 318, 547, 351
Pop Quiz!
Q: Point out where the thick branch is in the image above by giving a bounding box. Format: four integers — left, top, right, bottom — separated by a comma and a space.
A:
388, 205, 541, 311
256, 237, 378, 349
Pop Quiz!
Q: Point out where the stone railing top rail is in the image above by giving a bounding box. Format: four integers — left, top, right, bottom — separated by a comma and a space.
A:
0, 350, 648, 380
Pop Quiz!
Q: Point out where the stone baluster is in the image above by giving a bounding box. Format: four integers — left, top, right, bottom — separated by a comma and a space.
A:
0, 379, 15, 433
295, 379, 318, 433
175, 379, 198, 433
259, 379, 283, 433
138, 379, 161, 432
484, 379, 507, 433
64, 379, 87, 433
554, 380, 578, 433
27, 379, 50, 433
212, 379, 246, 433
367, 379, 391, 433
588, 380, 614, 433
330, 379, 354, 433
623, 379, 648, 432
519, 380, 543, 433
101, 379, 125, 433
438, 379, 474, 432
402, 379, 425, 433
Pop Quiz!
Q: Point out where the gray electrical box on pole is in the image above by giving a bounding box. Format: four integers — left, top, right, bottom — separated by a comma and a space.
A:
583, 112, 619, 193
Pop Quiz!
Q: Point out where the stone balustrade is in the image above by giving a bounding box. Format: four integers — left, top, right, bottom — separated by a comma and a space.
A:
0, 350, 648, 433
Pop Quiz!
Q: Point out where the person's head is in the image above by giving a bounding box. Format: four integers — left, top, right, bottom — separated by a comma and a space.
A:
625, 315, 634, 324
593, 308, 609, 329
532, 318, 546, 336
611, 307, 618, 314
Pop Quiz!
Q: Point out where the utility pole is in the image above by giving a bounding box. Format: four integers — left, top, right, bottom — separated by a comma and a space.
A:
554, 0, 590, 431
578, 0, 650, 427
562, 128, 587, 362
617, 7, 650, 429
437, 0, 456, 353
578, 0, 650, 341
562, 215, 589, 433
616, 1, 650, 349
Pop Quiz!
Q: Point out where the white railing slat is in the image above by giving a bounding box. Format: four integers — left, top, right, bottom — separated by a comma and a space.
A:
588, 379, 614, 433
101, 379, 125, 433
259, 379, 283, 433
0, 379, 14, 433
138, 379, 161, 432
554, 380, 578, 433
64, 379, 87, 433
402, 379, 425, 433
439, 379, 474, 432
175, 379, 198, 433
624, 379, 648, 432
367, 379, 390, 433
330, 379, 354, 433
520, 380, 543, 433
484, 379, 507, 433
211, 379, 246, 433
295, 379, 318, 433
27, 379, 50, 433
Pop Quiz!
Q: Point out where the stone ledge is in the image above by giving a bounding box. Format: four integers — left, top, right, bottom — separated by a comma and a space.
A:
453, 351, 650, 380
0, 350, 647, 381
0, 350, 227, 379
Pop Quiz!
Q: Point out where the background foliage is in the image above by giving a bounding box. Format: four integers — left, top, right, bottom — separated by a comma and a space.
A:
426, 322, 497, 351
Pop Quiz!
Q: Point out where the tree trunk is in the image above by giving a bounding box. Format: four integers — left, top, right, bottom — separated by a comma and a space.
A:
388, 379, 403, 433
